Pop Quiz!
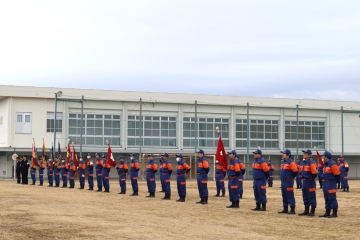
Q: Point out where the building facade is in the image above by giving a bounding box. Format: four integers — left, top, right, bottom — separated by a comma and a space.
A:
1, 85, 360, 180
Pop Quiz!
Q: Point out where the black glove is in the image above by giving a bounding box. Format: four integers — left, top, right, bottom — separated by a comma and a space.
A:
168, 170, 172, 176
154, 170, 158, 174
241, 169, 246, 175
335, 175, 340, 183
292, 171, 298, 178
346, 168, 349, 172
265, 171, 269, 179
312, 174, 318, 179
235, 171, 240, 177
205, 168, 209, 174
125, 169, 128, 173
223, 172, 227, 177
186, 169, 190, 173
136, 168, 140, 172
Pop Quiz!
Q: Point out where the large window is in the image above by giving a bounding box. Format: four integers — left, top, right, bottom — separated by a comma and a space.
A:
47, 112, 63, 133
236, 119, 279, 149
127, 116, 177, 147
285, 121, 325, 149
183, 117, 229, 148
15, 112, 32, 134
68, 114, 121, 146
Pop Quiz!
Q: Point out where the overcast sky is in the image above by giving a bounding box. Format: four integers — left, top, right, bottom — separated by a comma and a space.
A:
1, 1, 360, 101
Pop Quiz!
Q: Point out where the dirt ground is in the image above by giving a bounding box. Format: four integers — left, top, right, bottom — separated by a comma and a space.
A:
1, 179, 360, 240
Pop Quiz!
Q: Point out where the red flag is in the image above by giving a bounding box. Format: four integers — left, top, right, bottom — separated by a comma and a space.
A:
107, 144, 116, 167
316, 150, 324, 168
216, 131, 228, 170
32, 141, 39, 167
73, 146, 79, 166
66, 143, 71, 164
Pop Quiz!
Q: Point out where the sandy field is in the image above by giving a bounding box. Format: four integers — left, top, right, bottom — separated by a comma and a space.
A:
1, 179, 359, 240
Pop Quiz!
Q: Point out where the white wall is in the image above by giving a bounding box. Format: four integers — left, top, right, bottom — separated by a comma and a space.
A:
0, 98, 9, 148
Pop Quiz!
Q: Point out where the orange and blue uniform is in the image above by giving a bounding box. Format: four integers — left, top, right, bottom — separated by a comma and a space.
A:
228, 157, 240, 205
78, 158, 86, 189
146, 156, 158, 196
130, 154, 140, 194
322, 156, 340, 212
300, 156, 318, 209
336, 160, 341, 189
159, 158, 165, 192
161, 155, 173, 196
318, 164, 324, 188
102, 155, 111, 192
61, 161, 68, 187
280, 156, 298, 208
197, 150, 209, 201
95, 154, 103, 191
267, 160, 275, 187
47, 161, 54, 186
54, 159, 61, 187
38, 160, 45, 185
30, 163, 37, 185
86, 154, 94, 190
252, 154, 269, 206
69, 161, 76, 188
176, 155, 191, 200
215, 162, 226, 196
339, 157, 349, 190
116, 157, 128, 193
296, 160, 303, 189
238, 158, 246, 198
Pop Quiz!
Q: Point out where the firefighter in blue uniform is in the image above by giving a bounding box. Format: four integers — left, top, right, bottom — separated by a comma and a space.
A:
236, 154, 246, 199
130, 153, 140, 196
295, 158, 303, 189
145, 154, 158, 198
102, 154, 111, 193
196, 149, 209, 204
278, 149, 298, 214
317, 159, 323, 189
38, 157, 45, 186
336, 158, 341, 189
86, 153, 94, 191
68, 159, 76, 188
160, 153, 173, 200
298, 149, 318, 216
116, 156, 128, 194
251, 149, 269, 211
227, 150, 240, 209
77, 157, 86, 190
267, 159, 275, 187
47, 158, 54, 187
54, 157, 61, 187
319, 151, 341, 218
61, 159, 68, 188
214, 159, 226, 197
339, 155, 349, 192
159, 156, 165, 192
30, 160, 37, 185
176, 154, 191, 202
95, 152, 103, 192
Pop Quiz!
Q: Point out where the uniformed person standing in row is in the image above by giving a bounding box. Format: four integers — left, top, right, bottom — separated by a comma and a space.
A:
116, 156, 128, 194
339, 155, 349, 192
146, 154, 158, 198
78, 157, 86, 190
317, 159, 324, 189
68, 159, 76, 188
38, 157, 45, 186
30, 158, 37, 185
54, 157, 61, 187
196, 149, 209, 204
214, 159, 226, 197
278, 149, 298, 214
95, 152, 103, 192
47, 158, 54, 187
251, 149, 269, 211
176, 154, 191, 202
159, 156, 165, 193
21, 155, 30, 184
227, 150, 240, 209
86, 153, 94, 191
102, 154, 111, 193
295, 158, 303, 189
61, 159, 68, 188
161, 153, 172, 200
267, 159, 275, 187
130, 153, 140, 196
336, 158, 341, 189
319, 151, 341, 218
236, 154, 246, 199
298, 149, 318, 216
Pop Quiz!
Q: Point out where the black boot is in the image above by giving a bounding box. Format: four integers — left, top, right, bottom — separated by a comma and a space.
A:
214, 192, 220, 197
196, 198, 204, 204
88, 187, 93, 191
62, 184, 67, 188
221, 192, 225, 197
131, 190, 138, 196
251, 203, 261, 211
166, 194, 171, 200
347, 187, 349, 192
31, 181, 35, 185
55, 184, 59, 187
260, 204, 266, 211
239, 194, 242, 199
234, 200, 240, 209
97, 187, 102, 192
162, 193, 168, 200
287, 206, 295, 214
104, 188, 110, 193
202, 197, 208, 204
278, 206, 288, 214
177, 196, 185, 202
328, 208, 338, 218
342, 188, 346, 192
319, 209, 331, 217
226, 202, 235, 208
146, 193, 152, 198
298, 206, 310, 216
307, 207, 315, 217
38, 183, 43, 186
